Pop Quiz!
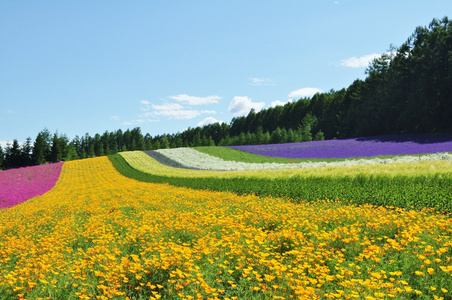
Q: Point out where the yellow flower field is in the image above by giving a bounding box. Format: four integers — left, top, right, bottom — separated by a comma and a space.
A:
1, 156, 452, 299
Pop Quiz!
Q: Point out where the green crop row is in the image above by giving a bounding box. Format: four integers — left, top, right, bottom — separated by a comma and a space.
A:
109, 154, 452, 213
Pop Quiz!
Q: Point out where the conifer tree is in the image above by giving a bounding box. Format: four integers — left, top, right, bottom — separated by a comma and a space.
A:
0, 146, 4, 169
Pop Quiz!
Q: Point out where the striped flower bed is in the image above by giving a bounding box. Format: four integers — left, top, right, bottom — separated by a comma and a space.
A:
0, 162, 63, 209
150, 148, 452, 171
229, 134, 452, 158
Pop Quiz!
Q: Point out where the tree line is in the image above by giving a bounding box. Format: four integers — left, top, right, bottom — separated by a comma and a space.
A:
1, 17, 451, 170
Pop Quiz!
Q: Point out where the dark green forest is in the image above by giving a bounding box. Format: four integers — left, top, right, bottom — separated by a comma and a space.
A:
1, 17, 451, 170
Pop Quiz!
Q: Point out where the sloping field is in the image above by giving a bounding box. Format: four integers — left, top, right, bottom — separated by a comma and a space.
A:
1, 157, 452, 299
115, 151, 452, 211
0, 162, 63, 209
121, 151, 452, 178
148, 148, 452, 171
228, 134, 452, 159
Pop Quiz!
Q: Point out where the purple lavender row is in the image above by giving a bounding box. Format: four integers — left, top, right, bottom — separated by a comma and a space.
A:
0, 162, 64, 209
228, 134, 452, 159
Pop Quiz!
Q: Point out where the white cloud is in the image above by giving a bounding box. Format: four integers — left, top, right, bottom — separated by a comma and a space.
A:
151, 103, 184, 111
127, 97, 220, 125
169, 94, 221, 105
140, 100, 153, 111
141, 110, 199, 120
110, 116, 120, 121
288, 87, 322, 99
340, 53, 383, 68
139, 103, 216, 120
270, 99, 293, 107
228, 96, 265, 116
249, 78, 274, 86
197, 117, 224, 127
200, 110, 217, 114
150, 103, 199, 119
0, 141, 10, 149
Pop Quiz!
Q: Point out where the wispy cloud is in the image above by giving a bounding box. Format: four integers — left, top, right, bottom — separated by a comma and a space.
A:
139, 103, 216, 120
124, 95, 221, 126
6, 110, 13, 114
248, 78, 275, 86
340, 53, 384, 68
110, 116, 120, 121
270, 99, 294, 108
228, 96, 265, 116
197, 117, 224, 127
288, 87, 322, 99
169, 94, 221, 105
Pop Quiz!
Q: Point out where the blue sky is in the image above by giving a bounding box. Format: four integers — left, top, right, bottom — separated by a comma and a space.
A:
1, 0, 451, 146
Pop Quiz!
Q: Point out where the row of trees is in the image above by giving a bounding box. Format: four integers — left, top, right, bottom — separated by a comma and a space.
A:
0, 120, 324, 169
1, 17, 451, 170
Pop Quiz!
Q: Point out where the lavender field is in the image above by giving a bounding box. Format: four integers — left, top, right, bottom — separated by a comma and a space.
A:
229, 134, 452, 159
0, 162, 63, 209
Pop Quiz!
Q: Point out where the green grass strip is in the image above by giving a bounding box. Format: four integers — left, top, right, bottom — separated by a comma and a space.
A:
194, 146, 422, 163
109, 153, 452, 213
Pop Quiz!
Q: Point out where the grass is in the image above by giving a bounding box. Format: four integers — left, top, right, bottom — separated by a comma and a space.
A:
194, 146, 430, 163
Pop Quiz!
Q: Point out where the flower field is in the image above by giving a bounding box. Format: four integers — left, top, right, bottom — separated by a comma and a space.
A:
0, 162, 63, 209
113, 151, 452, 211
229, 134, 452, 159
149, 148, 452, 171
121, 151, 452, 179
1, 156, 452, 299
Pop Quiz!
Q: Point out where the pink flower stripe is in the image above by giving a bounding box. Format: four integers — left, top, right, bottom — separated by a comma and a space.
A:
0, 162, 64, 209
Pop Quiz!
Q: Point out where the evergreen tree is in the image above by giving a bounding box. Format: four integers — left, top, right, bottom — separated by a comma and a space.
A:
50, 133, 64, 162
153, 140, 161, 150
20, 137, 33, 166
314, 130, 325, 141
192, 132, 201, 147
32, 130, 50, 165
255, 126, 265, 144
263, 131, 271, 144
160, 136, 170, 149
65, 143, 79, 161
300, 114, 317, 142
4, 140, 22, 169
208, 136, 215, 146
270, 127, 283, 144
0, 146, 4, 169
287, 129, 296, 143
89, 143, 96, 157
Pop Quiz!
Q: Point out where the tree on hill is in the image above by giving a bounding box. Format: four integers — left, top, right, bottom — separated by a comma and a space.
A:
0, 146, 4, 169
3, 140, 22, 169
32, 132, 47, 165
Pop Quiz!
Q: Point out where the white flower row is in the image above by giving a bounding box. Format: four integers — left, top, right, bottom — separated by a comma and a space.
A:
150, 148, 452, 171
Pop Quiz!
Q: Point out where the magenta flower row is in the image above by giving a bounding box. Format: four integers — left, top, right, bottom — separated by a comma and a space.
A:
0, 162, 64, 209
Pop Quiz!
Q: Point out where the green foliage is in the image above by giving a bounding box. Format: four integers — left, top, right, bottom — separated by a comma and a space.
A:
109, 154, 452, 213
0, 146, 4, 169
